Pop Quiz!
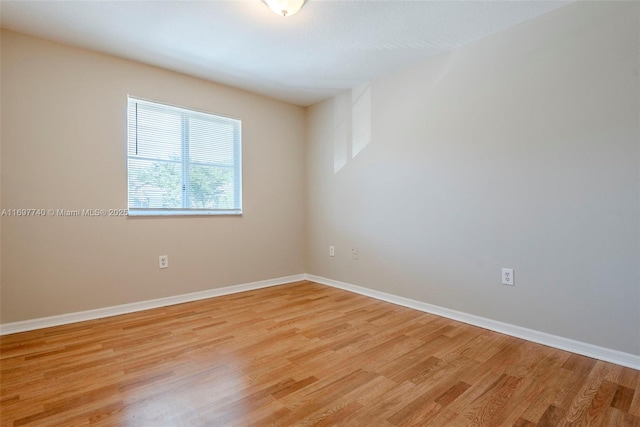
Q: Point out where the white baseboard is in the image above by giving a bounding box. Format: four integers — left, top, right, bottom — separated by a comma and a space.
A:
2, 273, 638, 370
305, 274, 640, 370
0, 274, 306, 336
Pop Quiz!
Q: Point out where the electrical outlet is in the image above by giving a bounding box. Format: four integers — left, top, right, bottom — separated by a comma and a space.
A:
502, 268, 514, 286
159, 255, 169, 269
351, 248, 359, 260
329, 245, 335, 257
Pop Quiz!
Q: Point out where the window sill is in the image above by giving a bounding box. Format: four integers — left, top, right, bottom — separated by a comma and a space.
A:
128, 209, 242, 217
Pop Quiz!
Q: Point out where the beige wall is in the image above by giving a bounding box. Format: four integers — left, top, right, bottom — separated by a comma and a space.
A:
0, 32, 3, 319
306, 1, 640, 355
0, 30, 306, 322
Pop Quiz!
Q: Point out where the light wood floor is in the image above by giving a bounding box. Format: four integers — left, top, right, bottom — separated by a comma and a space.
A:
1, 281, 639, 426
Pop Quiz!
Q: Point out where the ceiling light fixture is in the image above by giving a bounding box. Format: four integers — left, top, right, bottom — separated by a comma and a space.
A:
263, 0, 308, 17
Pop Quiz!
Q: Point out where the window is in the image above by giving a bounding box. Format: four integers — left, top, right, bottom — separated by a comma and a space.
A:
127, 98, 242, 216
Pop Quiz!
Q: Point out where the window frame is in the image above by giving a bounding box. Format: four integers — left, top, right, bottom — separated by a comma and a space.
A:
126, 97, 242, 217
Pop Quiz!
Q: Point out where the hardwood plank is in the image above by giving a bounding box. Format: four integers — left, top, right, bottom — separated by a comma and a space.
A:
612, 385, 636, 412
513, 417, 537, 427
538, 404, 566, 427
434, 380, 472, 407
459, 373, 523, 425
631, 387, 640, 418
603, 407, 640, 427
347, 378, 417, 424
563, 361, 613, 423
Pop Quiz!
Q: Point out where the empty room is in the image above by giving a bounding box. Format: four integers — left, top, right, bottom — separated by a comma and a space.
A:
1, 0, 639, 425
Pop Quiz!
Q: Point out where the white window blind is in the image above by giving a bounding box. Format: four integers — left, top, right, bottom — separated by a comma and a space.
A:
127, 98, 242, 216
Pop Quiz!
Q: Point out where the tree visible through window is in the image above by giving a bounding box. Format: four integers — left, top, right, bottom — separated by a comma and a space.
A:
127, 98, 242, 216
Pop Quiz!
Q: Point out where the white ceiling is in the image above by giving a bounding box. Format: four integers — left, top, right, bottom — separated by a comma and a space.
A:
1, 0, 571, 106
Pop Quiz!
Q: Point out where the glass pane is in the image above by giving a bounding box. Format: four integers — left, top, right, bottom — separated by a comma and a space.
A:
128, 158, 182, 209
188, 165, 234, 209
